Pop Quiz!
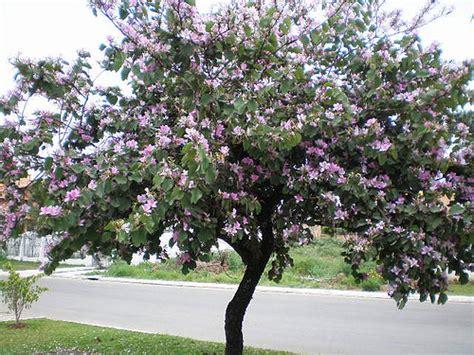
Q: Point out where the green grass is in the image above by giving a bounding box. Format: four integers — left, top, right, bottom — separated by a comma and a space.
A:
97, 236, 474, 296
0, 257, 41, 271
447, 282, 474, 296
0, 255, 80, 271
0, 318, 286, 354
99, 237, 384, 291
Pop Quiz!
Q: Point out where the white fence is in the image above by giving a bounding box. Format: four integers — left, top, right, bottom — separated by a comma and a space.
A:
5, 232, 97, 266
4, 231, 231, 267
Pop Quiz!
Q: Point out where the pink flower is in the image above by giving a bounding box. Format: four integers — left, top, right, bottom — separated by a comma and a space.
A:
159, 125, 171, 135
158, 135, 172, 148
142, 199, 157, 214
250, 174, 259, 183
333, 103, 344, 112
220, 146, 230, 156
214, 123, 225, 138
177, 252, 192, 265
141, 144, 155, 157
88, 180, 97, 190
295, 195, 304, 203
224, 221, 241, 236
39, 205, 62, 217
232, 126, 244, 136
64, 188, 81, 202
242, 157, 254, 166
372, 138, 392, 152
334, 209, 348, 220
126, 140, 138, 149
457, 123, 469, 137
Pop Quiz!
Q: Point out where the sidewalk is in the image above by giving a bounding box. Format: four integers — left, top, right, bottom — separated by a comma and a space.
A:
0, 266, 96, 278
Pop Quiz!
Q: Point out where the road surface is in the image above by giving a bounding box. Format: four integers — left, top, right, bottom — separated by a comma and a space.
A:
1, 277, 472, 354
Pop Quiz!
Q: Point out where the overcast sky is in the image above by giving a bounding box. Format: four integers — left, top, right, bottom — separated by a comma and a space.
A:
0, 0, 472, 94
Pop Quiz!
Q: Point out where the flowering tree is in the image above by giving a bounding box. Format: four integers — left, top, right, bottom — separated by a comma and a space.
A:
0, 0, 472, 353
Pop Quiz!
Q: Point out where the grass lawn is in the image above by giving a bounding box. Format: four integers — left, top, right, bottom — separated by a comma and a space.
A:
0, 257, 41, 271
447, 282, 474, 296
0, 318, 286, 354
98, 237, 384, 291
97, 236, 474, 296
0, 256, 80, 271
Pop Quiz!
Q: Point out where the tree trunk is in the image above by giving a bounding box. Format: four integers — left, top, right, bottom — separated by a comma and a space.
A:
224, 251, 271, 355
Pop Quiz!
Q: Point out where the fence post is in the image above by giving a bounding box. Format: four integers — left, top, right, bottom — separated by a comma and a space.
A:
18, 234, 25, 260
39, 237, 46, 262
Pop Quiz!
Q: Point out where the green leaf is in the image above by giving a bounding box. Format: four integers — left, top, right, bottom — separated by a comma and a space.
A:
281, 80, 292, 93
44, 157, 53, 173
201, 94, 213, 106
119, 5, 128, 19
310, 30, 319, 44
129, 174, 143, 183
459, 272, 469, 285
286, 132, 302, 149
439, 159, 449, 173
113, 51, 125, 71
437, 293, 448, 305
389, 148, 398, 161
247, 99, 258, 112
205, 166, 217, 184
244, 24, 252, 37
114, 175, 127, 185
153, 174, 163, 188
295, 67, 305, 80
448, 204, 465, 216
180, 44, 194, 57
205, 21, 215, 33
104, 221, 116, 231
55, 167, 64, 179
131, 229, 147, 245
96, 181, 106, 198
23, 139, 39, 152
170, 186, 184, 201
430, 205, 444, 213
162, 179, 173, 192
121, 67, 131, 81
199, 228, 215, 242
234, 97, 246, 114
378, 154, 387, 166
71, 164, 85, 174
353, 19, 366, 31
426, 216, 441, 231
299, 34, 310, 46
190, 189, 203, 204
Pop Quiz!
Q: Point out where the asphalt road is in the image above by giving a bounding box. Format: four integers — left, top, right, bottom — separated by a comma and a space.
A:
1, 277, 473, 354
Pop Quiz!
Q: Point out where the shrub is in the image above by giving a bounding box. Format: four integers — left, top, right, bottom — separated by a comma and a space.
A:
360, 271, 385, 292
0, 263, 48, 326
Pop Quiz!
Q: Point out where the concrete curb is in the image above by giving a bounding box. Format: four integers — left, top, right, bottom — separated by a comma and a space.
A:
0, 315, 45, 322
0, 267, 96, 278
75, 274, 474, 304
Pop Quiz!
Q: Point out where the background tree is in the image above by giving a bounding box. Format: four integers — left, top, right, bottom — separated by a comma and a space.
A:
0, 0, 472, 353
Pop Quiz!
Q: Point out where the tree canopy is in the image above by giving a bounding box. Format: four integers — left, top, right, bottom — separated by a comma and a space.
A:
0, 0, 472, 352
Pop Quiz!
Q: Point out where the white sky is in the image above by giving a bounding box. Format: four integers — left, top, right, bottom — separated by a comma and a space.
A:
0, 0, 472, 95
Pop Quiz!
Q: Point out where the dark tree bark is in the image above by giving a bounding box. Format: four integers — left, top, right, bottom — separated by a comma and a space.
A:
224, 249, 272, 355
224, 219, 274, 355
